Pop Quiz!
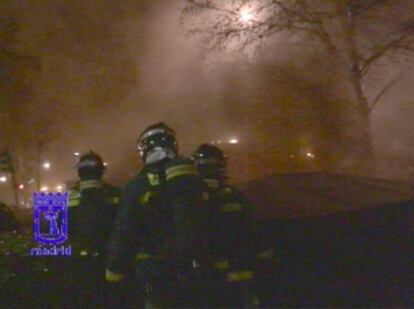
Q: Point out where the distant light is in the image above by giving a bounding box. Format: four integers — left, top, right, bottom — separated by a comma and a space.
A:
74, 152, 80, 156
240, 9, 253, 23
40, 186, 48, 192
229, 138, 238, 144
103, 162, 108, 167
0, 176, 7, 183
306, 152, 315, 159
217, 140, 222, 144
56, 185, 63, 191
19, 184, 25, 190
43, 162, 51, 169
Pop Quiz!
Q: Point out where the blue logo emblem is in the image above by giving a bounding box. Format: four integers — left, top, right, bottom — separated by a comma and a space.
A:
33, 192, 68, 245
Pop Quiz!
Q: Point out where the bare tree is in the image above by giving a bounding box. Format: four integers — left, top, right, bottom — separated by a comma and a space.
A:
181, 0, 414, 173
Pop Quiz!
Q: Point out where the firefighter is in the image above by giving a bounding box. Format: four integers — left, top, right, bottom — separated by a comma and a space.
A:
192, 143, 260, 308
0, 201, 18, 232
67, 151, 121, 307
105, 122, 206, 308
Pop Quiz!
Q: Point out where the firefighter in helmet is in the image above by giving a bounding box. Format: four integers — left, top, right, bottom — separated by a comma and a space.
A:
105, 122, 206, 308
193, 143, 260, 308
67, 151, 121, 307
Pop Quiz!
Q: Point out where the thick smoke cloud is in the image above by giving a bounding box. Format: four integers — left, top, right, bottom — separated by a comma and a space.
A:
1, 0, 414, 197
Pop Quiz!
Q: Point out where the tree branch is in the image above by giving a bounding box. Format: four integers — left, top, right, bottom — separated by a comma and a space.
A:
368, 69, 407, 112
271, 0, 338, 53
360, 35, 408, 75
187, 0, 237, 16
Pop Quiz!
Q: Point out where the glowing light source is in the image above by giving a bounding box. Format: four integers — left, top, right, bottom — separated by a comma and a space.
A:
19, 184, 25, 190
103, 162, 108, 167
74, 152, 80, 156
240, 9, 253, 23
0, 176, 7, 183
229, 138, 239, 144
306, 152, 315, 159
40, 186, 48, 192
56, 185, 63, 191
43, 162, 51, 169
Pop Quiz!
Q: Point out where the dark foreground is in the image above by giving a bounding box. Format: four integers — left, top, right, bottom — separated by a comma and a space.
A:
1, 200, 413, 308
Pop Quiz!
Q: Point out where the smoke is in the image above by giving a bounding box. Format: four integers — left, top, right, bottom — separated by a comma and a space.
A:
1, 0, 414, 195
1, 0, 252, 186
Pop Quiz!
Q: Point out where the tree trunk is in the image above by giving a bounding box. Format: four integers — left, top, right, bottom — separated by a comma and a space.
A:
338, 4, 376, 176
349, 70, 376, 176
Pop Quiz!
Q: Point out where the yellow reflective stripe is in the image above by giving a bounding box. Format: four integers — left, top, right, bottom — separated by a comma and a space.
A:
110, 197, 120, 204
257, 249, 274, 260
227, 270, 254, 282
213, 260, 229, 270
105, 269, 125, 282
166, 164, 196, 181
219, 187, 233, 198
221, 203, 243, 213
79, 180, 103, 190
135, 253, 163, 261
205, 179, 219, 189
68, 189, 80, 207
146, 173, 160, 186
252, 295, 260, 306
138, 191, 156, 205
69, 190, 80, 198
68, 199, 80, 207
136, 253, 151, 261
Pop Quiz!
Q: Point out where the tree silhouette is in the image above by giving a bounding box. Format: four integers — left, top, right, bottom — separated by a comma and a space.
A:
181, 0, 414, 173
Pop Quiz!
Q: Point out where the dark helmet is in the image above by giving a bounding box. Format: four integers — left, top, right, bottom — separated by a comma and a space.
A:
192, 144, 227, 179
137, 122, 178, 164
76, 151, 105, 179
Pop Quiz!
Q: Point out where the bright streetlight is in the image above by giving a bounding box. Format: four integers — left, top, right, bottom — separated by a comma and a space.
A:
40, 186, 48, 192
103, 162, 108, 167
18, 184, 25, 190
229, 138, 239, 144
240, 8, 253, 23
74, 152, 80, 156
43, 161, 51, 170
0, 176, 7, 183
56, 185, 63, 191
306, 152, 315, 159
